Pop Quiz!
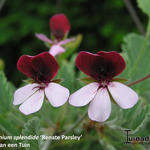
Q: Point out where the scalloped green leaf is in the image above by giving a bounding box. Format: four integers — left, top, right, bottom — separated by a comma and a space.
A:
22, 117, 41, 150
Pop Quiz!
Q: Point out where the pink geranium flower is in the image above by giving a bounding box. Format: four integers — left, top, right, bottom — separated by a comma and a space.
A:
69, 51, 138, 122
36, 14, 75, 56
13, 52, 69, 115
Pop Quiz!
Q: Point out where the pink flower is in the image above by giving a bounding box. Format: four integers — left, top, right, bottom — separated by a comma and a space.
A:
35, 14, 75, 56
13, 52, 69, 115
69, 51, 138, 122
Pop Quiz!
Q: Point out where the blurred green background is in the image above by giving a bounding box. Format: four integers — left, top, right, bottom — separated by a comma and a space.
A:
0, 0, 146, 86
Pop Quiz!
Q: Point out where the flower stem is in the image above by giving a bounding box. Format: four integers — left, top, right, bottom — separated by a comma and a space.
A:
127, 74, 150, 86
63, 110, 88, 135
0, 0, 6, 12
42, 110, 88, 150
123, 0, 145, 35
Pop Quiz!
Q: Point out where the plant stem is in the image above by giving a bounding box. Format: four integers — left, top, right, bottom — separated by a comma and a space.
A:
41, 139, 52, 150
63, 110, 87, 135
0, 0, 5, 12
42, 110, 87, 150
127, 74, 150, 86
123, 0, 145, 35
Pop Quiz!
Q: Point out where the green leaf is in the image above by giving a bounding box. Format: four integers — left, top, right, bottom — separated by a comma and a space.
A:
0, 58, 5, 71
120, 100, 150, 134
0, 71, 13, 113
120, 33, 150, 95
22, 117, 41, 150
56, 54, 76, 93
0, 115, 19, 135
22, 117, 40, 135
75, 72, 87, 90
137, 0, 150, 17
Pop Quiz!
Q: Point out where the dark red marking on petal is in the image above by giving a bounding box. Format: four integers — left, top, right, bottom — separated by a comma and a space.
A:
17, 52, 59, 84
76, 51, 126, 82
17, 55, 33, 79
50, 14, 70, 40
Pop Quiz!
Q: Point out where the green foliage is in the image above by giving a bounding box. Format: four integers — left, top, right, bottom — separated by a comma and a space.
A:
0, 71, 13, 113
115, 100, 150, 134
137, 0, 150, 17
0, 59, 5, 71
0, 115, 19, 135
22, 117, 40, 137
56, 54, 76, 93
120, 33, 150, 95
22, 117, 41, 150
102, 126, 146, 150
58, 34, 82, 61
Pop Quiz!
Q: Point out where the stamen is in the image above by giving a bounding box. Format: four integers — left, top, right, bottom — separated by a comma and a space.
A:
33, 83, 48, 91
99, 80, 110, 88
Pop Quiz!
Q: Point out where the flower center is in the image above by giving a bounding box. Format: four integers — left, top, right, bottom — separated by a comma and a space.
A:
99, 80, 110, 88
33, 83, 48, 91
52, 29, 64, 40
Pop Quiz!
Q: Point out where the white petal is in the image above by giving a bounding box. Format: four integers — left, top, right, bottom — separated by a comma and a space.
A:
69, 82, 99, 107
108, 82, 138, 109
13, 83, 39, 105
19, 90, 44, 115
88, 88, 111, 122
57, 38, 75, 45
35, 33, 53, 44
49, 45, 65, 56
45, 83, 69, 107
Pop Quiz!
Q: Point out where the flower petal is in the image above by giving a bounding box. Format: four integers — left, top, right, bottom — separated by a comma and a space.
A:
17, 52, 59, 83
13, 83, 38, 105
35, 33, 53, 44
50, 14, 70, 40
57, 38, 75, 45
69, 82, 99, 107
17, 55, 34, 79
49, 45, 65, 56
19, 90, 44, 115
88, 88, 111, 122
45, 82, 69, 107
76, 51, 126, 81
31, 52, 59, 83
108, 82, 138, 109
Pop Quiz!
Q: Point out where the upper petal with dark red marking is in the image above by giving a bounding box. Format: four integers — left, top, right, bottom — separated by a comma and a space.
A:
17, 55, 34, 79
17, 52, 59, 83
50, 14, 70, 40
75, 51, 126, 81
